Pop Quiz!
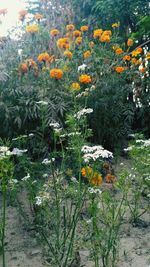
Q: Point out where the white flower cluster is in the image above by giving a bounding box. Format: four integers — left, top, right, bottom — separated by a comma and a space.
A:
35, 192, 50, 206
82, 145, 113, 163
22, 173, 30, 181
11, 148, 27, 156
0, 146, 27, 158
49, 122, 60, 129
42, 158, 55, 165
50, 122, 62, 133
76, 85, 96, 98
9, 179, 18, 185
36, 100, 48, 105
124, 146, 134, 152
124, 139, 150, 152
60, 132, 81, 138
74, 108, 93, 120
70, 177, 79, 183
0, 146, 9, 153
12, 133, 34, 141
88, 187, 102, 194
78, 64, 87, 72
136, 139, 150, 147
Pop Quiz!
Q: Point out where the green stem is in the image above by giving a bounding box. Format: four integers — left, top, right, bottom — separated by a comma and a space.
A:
2, 184, 6, 267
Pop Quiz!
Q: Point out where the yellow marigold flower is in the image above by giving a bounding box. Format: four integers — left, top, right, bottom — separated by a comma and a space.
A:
19, 63, 28, 73
34, 13, 43, 20
93, 29, 103, 38
70, 82, 80, 91
50, 29, 60, 37
106, 174, 116, 183
79, 74, 92, 84
66, 24, 75, 31
100, 34, 110, 43
127, 38, 134, 47
89, 41, 95, 48
115, 66, 125, 73
50, 69, 63, 79
90, 172, 103, 186
26, 24, 39, 33
115, 47, 123, 55
123, 55, 131, 61
64, 51, 73, 59
84, 50, 91, 59
146, 52, 150, 60
112, 45, 118, 50
132, 58, 141, 65
75, 37, 82, 45
103, 30, 112, 36
37, 52, 50, 62
80, 25, 89, 32
57, 38, 69, 49
81, 166, 93, 178
132, 47, 143, 57
112, 22, 120, 28
73, 30, 81, 37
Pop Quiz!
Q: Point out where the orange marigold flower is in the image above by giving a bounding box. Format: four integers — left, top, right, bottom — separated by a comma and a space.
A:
81, 166, 93, 178
93, 29, 103, 38
90, 172, 103, 186
106, 174, 116, 183
26, 24, 39, 33
64, 51, 73, 59
80, 25, 89, 32
132, 58, 142, 65
19, 63, 28, 73
66, 24, 75, 31
26, 58, 37, 68
100, 34, 110, 43
127, 38, 134, 47
50, 69, 63, 79
103, 30, 112, 36
70, 82, 80, 91
50, 29, 60, 36
75, 37, 82, 45
19, 10, 27, 21
34, 13, 43, 21
115, 66, 125, 73
73, 30, 81, 37
57, 38, 69, 49
112, 22, 120, 28
0, 8, 7, 16
115, 47, 123, 55
139, 67, 146, 73
89, 41, 95, 48
123, 55, 131, 61
79, 74, 92, 84
38, 52, 50, 62
84, 50, 91, 59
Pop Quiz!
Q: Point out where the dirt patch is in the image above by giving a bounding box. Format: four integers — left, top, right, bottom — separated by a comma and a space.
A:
0, 205, 44, 267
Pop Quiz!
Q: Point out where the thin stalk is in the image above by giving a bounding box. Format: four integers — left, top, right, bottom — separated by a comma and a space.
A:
2, 183, 6, 267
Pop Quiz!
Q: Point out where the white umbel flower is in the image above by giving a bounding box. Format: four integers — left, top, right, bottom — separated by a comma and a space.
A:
75, 108, 93, 119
